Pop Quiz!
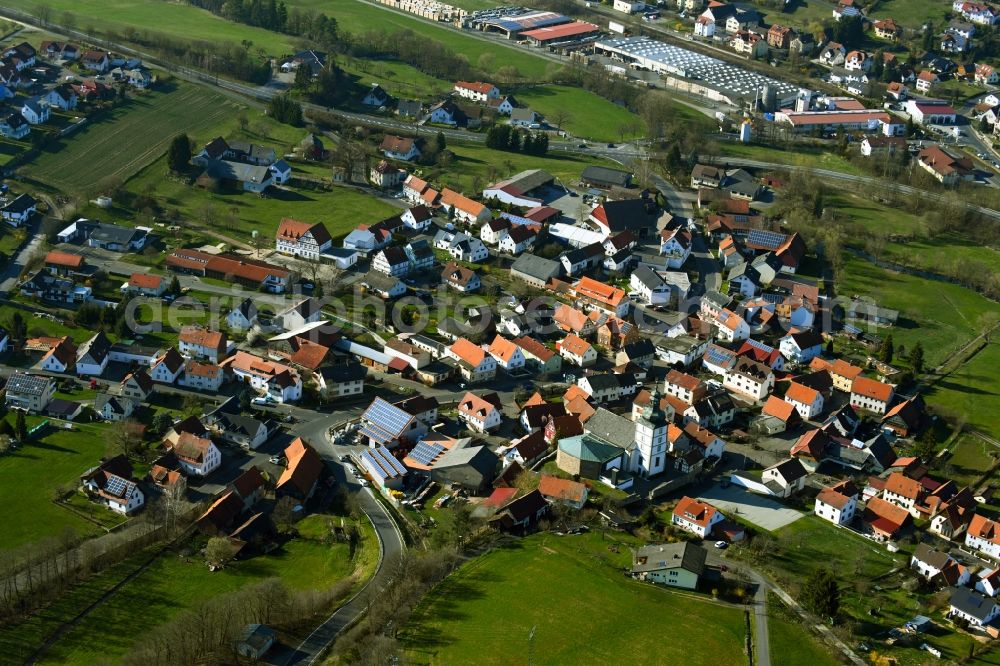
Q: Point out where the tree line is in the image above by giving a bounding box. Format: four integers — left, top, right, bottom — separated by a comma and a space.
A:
106, 26, 271, 84
186, 0, 341, 51
485, 125, 549, 156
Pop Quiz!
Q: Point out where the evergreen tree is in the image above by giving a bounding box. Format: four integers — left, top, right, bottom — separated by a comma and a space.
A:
521, 133, 534, 155
534, 132, 548, 155
268, 94, 303, 126
293, 63, 312, 90
435, 131, 446, 153
14, 410, 27, 441
169, 276, 181, 296
880, 333, 894, 364
802, 569, 840, 619
8, 311, 26, 342
908, 342, 924, 374
167, 134, 191, 173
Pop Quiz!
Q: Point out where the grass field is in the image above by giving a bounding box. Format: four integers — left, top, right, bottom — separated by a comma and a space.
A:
24, 0, 295, 54
836, 255, 997, 369
114, 153, 399, 245
937, 433, 997, 488
925, 343, 1000, 437
21, 80, 241, 195
433, 141, 622, 193
768, 607, 841, 666
760, 0, 948, 31
0, 222, 26, 255
342, 57, 455, 100
0, 417, 114, 551
0, 305, 95, 345
513, 85, 645, 143
291, 0, 551, 79
27, 513, 370, 664
402, 533, 747, 665
769, 516, 902, 584
822, 192, 1000, 273
716, 141, 863, 176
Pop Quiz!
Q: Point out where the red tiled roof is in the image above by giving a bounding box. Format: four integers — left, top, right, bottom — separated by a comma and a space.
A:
852, 376, 893, 402
45, 251, 84, 269
560, 333, 592, 357
277, 438, 322, 497
129, 273, 163, 290
537, 474, 587, 503
816, 487, 853, 510
574, 276, 625, 308
785, 382, 819, 405
762, 395, 797, 422
179, 326, 226, 353
455, 80, 497, 94
513, 336, 555, 362
277, 218, 332, 246
450, 337, 487, 367
673, 496, 718, 527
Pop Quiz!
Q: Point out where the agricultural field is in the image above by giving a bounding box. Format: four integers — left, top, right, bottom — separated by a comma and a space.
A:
20, 80, 241, 196
0, 416, 114, 551
836, 254, 997, 369
925, 342, 1000, 436
3, 513, 376, 664
24, 0, 295, 54
401, 533, 747, 665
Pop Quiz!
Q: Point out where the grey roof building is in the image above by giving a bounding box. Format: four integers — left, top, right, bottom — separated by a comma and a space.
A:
631, 541, 707, 576
510, 253, 562, 287
430, 445, 500, 493
581, 165, 633, 190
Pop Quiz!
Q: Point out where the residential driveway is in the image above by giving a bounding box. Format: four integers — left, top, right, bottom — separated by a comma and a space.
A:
698, 483, 804, 531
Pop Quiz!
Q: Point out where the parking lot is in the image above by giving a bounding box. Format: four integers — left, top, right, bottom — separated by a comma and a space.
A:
698, 482, 804, 531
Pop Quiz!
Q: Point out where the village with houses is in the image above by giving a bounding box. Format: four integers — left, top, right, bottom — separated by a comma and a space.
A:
0, 0, 997, 663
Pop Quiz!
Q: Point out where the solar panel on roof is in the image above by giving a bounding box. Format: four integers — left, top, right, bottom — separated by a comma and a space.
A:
745, 338, 773, 352
746, 229, 786, 250
410, 442, 445, 466
105, 474, 128, 497
362, 397, 413, 440
361, 450, 389, 481
705, 346, 735, 364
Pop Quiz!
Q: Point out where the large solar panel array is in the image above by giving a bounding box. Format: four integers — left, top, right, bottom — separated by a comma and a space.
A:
595, 36, 800, 102
746, 229, 787, 251
409, 442, 445, 466
360, 397, 413, 445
